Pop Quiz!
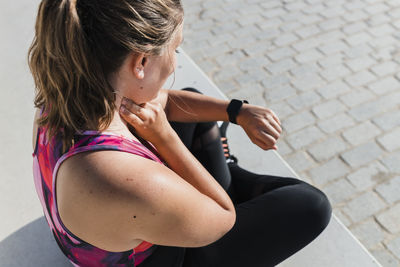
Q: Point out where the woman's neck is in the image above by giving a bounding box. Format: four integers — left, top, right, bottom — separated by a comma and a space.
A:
103, 110, 141, 143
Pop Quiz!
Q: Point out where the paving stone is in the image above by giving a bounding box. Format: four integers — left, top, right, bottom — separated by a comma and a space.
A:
343, 191, 386, 223
344, 70, 376, 87
235, 69, 268, 86
366, 13, 392, 26
260, 0, 282, 9
295, 25, 321, 39
213, 67, 242, 83
371, 62, 399, 77
345, 56, 376, 72
296, 14, 322, 25
282, 110, 316, 133
350, 219, 385, 250
389, 7, 400, 18
255, 28, 281, 41
318, 17, 346, 31
289, 63, 321, 80
369, 23, 396, 37
373, 110, 400, 131
286, 126, 325, 150
342, 121, 382, 146
295, 48, 324, 63
312, 99, 346, 119
341, 141, 385, 167
318, 53, 344, 68
317, 81, 351, 99
323, 178, 357, 205
228, 37, 259, 50
369, 35, 398, 48
309, 157, 351, 186
303, 3, 325, 14
216, 80, 239, 95
343, 0, 364, 10
371, 249, 400, 267
290, 72, 324, 91
267, 47, 296, 62
334, 208, 352, 227
284, 1, 307, 11
343, 43, 373, 59
273, 33, 299, 46
347, 162, 390, 191
276, 139, 293, 156
320, 64, 352, 82
292, 37, 320, 52
377, 203, 400, 233
280, 21, 302, 32
386, 237, 400, 259
262, 7, 287, 18
364, 3, 390, 15
343, 21, 368, 34
307, 136, 347, 162
369, 76, 400, 95
381, 151, 400, 174
339, 89, 375, 107
318, 113, 355, 133
215, 50, 246, 67
261, 74, 291, 89
376, 176, 400, 204
284, 151, 316, 173
320, 5, 346, 18
256, 18, 282, 30
348, 92, 400, 122
264, 84, 297, 102
343, 10, 369, 23
287, 91, 321, 110
238, 57, 269, 72
237, 14, 264, 27
267, 101, 295, 119
319, 40, 349, 55
233, 24, 262, 38
378, 127, 400, 152
266, 58, 297, 74
345, 32, 373, 46
202, 43, 232, 58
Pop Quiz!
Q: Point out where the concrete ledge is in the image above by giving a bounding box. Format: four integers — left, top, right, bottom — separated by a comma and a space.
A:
168, 49, 382, 267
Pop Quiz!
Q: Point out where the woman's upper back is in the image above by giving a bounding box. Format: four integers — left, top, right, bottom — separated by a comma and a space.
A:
32, 111, 161, 266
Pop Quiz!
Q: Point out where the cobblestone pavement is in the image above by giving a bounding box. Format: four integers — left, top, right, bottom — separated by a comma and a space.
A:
181, 0, 400, 265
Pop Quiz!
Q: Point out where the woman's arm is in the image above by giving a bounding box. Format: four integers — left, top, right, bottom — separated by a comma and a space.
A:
163, 89, 230, 122
159, 88, 283, 150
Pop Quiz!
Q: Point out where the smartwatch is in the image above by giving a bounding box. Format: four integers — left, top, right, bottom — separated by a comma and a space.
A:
226, 99, 249, 124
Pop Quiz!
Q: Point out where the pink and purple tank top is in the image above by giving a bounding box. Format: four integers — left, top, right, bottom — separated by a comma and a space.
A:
32, 119, 165, 266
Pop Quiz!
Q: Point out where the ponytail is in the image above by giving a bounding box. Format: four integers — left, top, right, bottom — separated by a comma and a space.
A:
29, 0, 183, 151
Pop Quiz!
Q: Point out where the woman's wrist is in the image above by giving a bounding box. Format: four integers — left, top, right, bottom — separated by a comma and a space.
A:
226, 99, 249, 125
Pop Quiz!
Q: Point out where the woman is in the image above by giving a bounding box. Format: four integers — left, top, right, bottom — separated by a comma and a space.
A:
30, 0, 332, 266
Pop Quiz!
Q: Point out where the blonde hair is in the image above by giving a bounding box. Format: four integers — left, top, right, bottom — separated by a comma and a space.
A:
29, 0, 183, 150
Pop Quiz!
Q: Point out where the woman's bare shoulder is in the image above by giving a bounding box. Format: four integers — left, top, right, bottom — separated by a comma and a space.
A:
56, 150, 161, 251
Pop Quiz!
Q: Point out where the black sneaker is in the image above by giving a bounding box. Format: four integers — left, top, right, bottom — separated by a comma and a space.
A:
219, 121, 238, 164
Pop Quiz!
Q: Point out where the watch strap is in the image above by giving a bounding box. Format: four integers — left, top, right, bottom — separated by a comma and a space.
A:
226, 99, 249, 124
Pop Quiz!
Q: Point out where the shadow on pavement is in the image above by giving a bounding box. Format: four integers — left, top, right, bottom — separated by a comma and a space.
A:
0, 217, 71, 266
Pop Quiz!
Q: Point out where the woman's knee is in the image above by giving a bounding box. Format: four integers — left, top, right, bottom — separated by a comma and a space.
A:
300, 183, 332, 233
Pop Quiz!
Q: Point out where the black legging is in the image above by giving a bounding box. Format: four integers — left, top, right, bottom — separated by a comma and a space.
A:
138, 88, 332, 267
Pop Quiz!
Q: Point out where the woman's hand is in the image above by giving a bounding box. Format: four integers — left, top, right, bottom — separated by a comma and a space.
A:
119, 97, 177, 146
236, 104, 282, 151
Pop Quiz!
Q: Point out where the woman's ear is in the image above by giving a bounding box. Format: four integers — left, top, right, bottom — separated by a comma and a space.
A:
130, 52, 147, 80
